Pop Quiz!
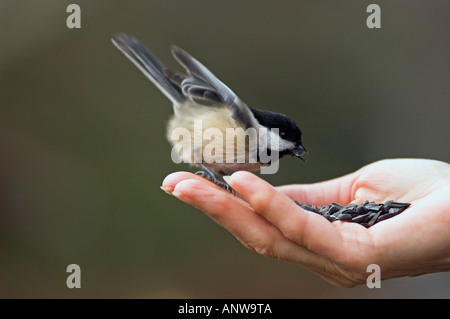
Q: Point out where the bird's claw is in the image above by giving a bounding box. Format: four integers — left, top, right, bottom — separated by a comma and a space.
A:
195, 170, 236, 195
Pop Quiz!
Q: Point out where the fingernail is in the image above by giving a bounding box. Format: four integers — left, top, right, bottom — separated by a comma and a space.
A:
171, 190, 182, 197
160, 186, 174, 195
229, 171, 251, 185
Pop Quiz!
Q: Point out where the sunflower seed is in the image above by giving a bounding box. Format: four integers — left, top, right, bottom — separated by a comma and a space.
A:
367, 211, 382, 227
328, 205, 340, 215
331, 203, 343, 209
390, 201, 411, 208
338, 208, 356, 215
337, 213, 353, 221
376, 212, 398, 222
365, 203, 381, 211
352, 213, 370, 223
356, 205, 367, 215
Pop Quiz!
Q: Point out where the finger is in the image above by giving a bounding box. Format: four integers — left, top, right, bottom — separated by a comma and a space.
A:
167, 177, 329, 267
162, 171, 213, 194
276, 172, 358, 206
229, 171, 344, 260
162, 171, 247, 200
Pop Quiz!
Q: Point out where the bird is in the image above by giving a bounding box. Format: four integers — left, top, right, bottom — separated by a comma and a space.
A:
111, 33, 306, 193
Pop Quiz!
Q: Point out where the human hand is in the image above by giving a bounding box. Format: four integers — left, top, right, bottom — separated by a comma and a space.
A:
161, 158, 450, 287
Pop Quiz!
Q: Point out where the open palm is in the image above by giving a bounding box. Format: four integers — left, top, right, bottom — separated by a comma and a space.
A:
162, 158, 450, 287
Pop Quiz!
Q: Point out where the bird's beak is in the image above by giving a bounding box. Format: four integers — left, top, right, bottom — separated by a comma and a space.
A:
291, 144, 307, 161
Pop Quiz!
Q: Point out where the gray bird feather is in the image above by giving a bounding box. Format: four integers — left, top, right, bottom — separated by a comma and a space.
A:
111, 33, 186, 104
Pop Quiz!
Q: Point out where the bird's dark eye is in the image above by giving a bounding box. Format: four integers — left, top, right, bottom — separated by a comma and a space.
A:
280, 131, 286, 137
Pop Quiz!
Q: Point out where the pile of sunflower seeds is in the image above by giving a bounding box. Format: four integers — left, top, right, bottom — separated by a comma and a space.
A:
294, 200, 410, 228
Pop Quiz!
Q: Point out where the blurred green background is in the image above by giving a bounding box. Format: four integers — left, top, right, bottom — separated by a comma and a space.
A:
1, 0, 449, 298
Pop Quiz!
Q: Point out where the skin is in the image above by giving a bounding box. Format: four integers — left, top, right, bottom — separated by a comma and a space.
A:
161, 158, 450, 287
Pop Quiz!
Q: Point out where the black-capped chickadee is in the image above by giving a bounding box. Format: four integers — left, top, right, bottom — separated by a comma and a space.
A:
112, 34, 306, 193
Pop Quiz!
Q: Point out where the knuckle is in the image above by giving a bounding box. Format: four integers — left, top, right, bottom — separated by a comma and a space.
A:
279, 213, 310, 247
321, 260, 367, 287
249, 187, 278, 213
250, 243, 277, 259
242, 237, 278, 259
339, 267, 370, 286
281, 226, 303, 244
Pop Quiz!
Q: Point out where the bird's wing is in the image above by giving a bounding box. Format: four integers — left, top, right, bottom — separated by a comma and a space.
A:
111, 34, 186, 104
166, 46, 256, 129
